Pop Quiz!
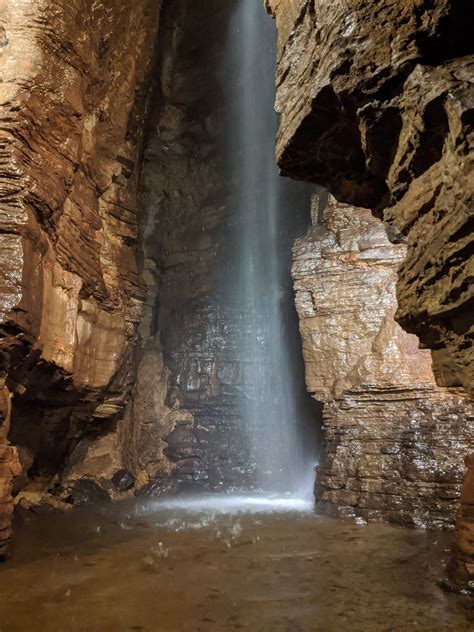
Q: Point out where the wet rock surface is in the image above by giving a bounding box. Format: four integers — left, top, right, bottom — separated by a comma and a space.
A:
0, 0, 162, 546
111, 470, 135, 493
292, 199, 473, 527
69, 479, 111, 507
267, 0, 473, 395
0, 384, 20, 559
134, 0, 318, 493
130, 1, 251, 493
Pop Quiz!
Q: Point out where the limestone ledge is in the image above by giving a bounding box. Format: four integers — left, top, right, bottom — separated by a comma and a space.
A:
317, 387, 472, 529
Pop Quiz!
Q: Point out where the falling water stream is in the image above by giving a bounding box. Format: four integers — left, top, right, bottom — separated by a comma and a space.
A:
227, 0, 315, 496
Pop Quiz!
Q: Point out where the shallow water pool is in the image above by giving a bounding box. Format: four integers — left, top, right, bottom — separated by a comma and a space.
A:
0, 495, 470, 631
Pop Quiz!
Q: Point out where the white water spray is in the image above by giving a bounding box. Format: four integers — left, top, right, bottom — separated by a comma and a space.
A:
227, 0, 316, 496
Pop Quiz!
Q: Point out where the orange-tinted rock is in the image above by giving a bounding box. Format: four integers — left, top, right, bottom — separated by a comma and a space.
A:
447, 454, 474, 593
0, 383, 20, 558
0, 0, 162, 550
292, 198, 474, 526
268, 0, 473, 395
0, 0, 161, 386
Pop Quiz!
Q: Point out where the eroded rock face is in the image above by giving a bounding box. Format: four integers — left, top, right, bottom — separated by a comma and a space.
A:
267, 0, 473, 394
0, 0, 162, 545
120, 342, 195, 492
292, 199, 473, 527
0, 384, 20, 558
447, 454, 474, 593
135, 0, 319, 493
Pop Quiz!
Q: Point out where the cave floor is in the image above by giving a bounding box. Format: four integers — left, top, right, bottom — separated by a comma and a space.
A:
0, 495, 471, 632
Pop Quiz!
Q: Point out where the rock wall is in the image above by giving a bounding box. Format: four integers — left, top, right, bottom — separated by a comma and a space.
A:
292, 198, 473, 527
134, 0, 250, 492
132, 0, 319, 493
447, 455, 474, 592
0, 0, 162, 553
0, 384, 20, 559
266, 0, 473, 395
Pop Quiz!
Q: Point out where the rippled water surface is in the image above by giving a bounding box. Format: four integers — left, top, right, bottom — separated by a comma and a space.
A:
0, 495, 471, 631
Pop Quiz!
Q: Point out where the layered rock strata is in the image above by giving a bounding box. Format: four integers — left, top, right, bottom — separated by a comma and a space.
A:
267, 0, 473, 394
133, 0, 318, 492
0, 0, 162, 549
133, 0, 250, 492
447, 455, 474, 593
292, 199, 473, 527
0, 384, 20, 558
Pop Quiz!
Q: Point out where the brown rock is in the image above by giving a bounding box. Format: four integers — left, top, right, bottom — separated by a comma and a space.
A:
0, 0, 162, 551
292, 198, 474, 527
0, 0, 161, 386
268, 0, 473, 393
0, 384, 20, 559
119, 343, 183, 488
447, 454, 474, 592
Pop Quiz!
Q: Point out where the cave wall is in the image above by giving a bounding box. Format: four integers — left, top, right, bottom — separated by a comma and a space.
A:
293, 198, 473, 527
134, 0, 319, 493
266, 0, 473, 394
268, 0, 473, 589
131, 0, 250, 493
0, 0, 162, 554
447, 455, 474, 591
0, 0, 470, 580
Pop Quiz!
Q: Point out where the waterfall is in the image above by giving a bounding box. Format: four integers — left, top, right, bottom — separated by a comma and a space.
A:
224, 0, 315, 496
